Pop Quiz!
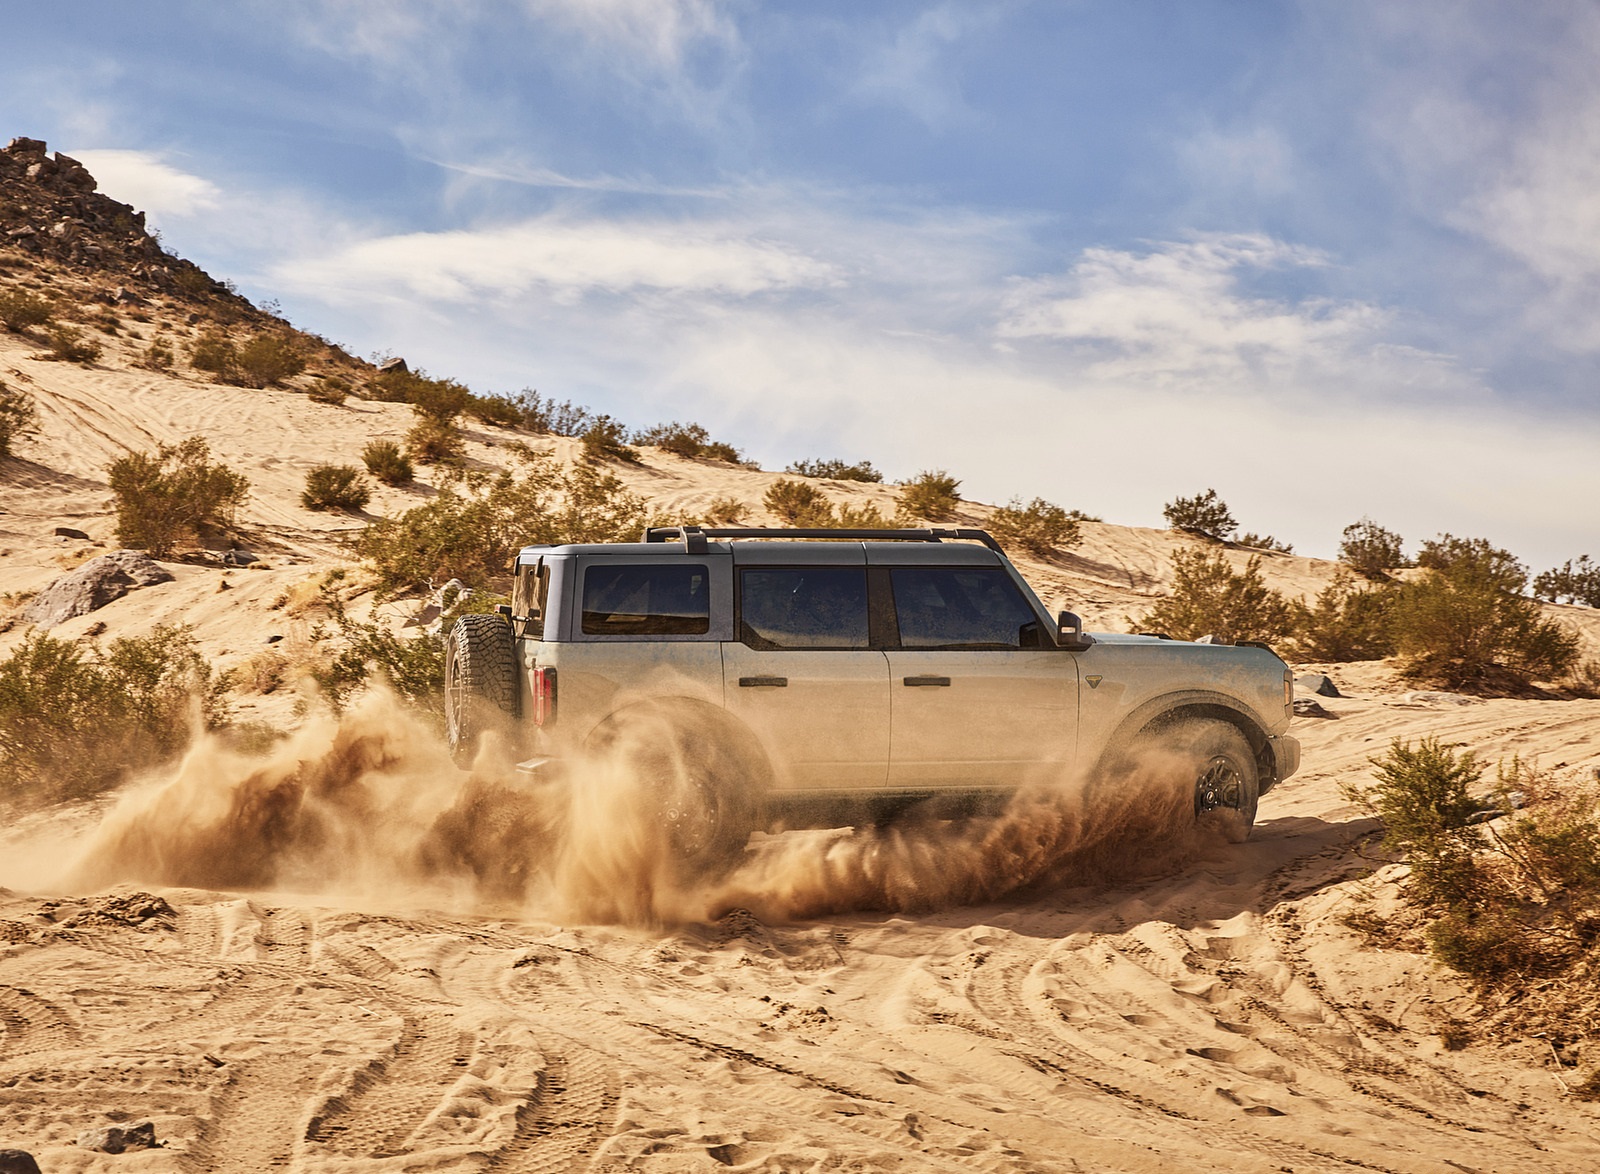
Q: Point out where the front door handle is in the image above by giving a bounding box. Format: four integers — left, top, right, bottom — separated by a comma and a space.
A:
739, 676, 788, 687
902, 675, 951, 687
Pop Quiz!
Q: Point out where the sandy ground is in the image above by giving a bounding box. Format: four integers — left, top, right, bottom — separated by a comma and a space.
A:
4, 326, 1600, 1171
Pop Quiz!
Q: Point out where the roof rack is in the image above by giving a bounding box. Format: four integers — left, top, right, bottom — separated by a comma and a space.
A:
641, 525, 1006, 556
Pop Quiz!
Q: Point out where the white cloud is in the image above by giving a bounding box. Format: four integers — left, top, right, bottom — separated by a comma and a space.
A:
851, 3, 992, 128
521, 0, 739, 73
272, 215, 838, 301
68, 149, 222, 218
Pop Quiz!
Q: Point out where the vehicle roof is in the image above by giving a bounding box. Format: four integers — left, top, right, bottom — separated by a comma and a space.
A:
514, 539, 1003, 566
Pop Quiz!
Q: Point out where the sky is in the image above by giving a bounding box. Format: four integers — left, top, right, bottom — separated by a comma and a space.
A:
2, 0, 1596, 571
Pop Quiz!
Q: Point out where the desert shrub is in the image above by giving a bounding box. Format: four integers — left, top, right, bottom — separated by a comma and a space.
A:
895, 470, 961, 522
1235, 532, 1293, 554
1389, 534, 1579, 692
987, 497, 1081, 557
362, 439, 415, 486
0, 625, 227, 807
705, 495, 746, 524
763, 478, 835, 526
633, 420, 744, 463
88, 309, 121, 335
465, 393, 522, 428
1286, 569, 1397, 662
233, 333, 306, 387
0, 380, 38, 458
834, 502, 891, 528
513, 389, 597, 436
189, 329, 237, 379
359, 449, 652, 593
406, 416, 466, 466
580, 414, 638, 463
1162, 488, 1237, 540
301, 464, 371, 511
1340, 517, 1406, 578
307, 376, 348, 405
138, 337, 176, 371
41, 324, 101, 364
107, 435, 250, 557
1534, 555, 1600, 608
0, 287, 53, 333
787, 457, 883, 483
1138, 549, 1293, 646
409, 376, 472, 423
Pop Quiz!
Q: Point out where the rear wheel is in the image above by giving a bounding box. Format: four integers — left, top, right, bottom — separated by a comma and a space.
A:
444, 614, 520, 767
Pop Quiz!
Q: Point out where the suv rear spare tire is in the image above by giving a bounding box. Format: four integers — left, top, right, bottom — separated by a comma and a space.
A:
445, 613, 520, 767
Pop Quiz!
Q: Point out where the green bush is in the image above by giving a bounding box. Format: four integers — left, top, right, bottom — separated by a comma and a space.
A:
705, 495, 745, 524
301, 464, 371, 511
895, 470, 961, 522
1534, 555, 1600, 607
307, 376, 348, 405
107, 435, 250, 557
42, 324, 101, 364
1137, 549, 1293, 646
465, 393, 523, 428
234, 334, 306, 388
0, 625, 227, 808
787, 457, 882, 483
0, 287, 53, 333
361, 439, 415, 486
988, 497, 1081, 557
0, 379, 38, 458
359, 449, 652, 593
580, 414, 638, 463
1236, 532, 1293, 554
138, 337, 176, 371
1389, 534, 1579, 692
834, 502, 891, 528
1339, 517, 1406, 578
1286, 569, 1396, 662
1162, 488, 1236, 540
513, 389, 596, 436
763, 478, 835, 526
406, 416, 466, 465
189, 328, 237, 379
633, 420, 744, 463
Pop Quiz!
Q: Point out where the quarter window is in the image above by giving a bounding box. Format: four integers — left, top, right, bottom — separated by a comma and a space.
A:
740, 568, 869, 650
582, 564, 710, 636
891, 567, 1042, 650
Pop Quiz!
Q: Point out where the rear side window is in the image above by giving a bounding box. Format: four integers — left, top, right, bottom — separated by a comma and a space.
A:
582, 563, 710, 636
740, 568, 869, 650
891, 567, 1042, 650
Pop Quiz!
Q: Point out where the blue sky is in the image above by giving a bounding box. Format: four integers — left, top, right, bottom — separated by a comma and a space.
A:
4, 1, 1596, 569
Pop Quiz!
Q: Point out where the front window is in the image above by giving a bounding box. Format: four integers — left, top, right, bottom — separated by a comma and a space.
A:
581, 563, 710, 636
891, 567, 1042, 650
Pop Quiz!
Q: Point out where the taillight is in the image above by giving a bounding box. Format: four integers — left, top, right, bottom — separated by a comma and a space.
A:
533, 666, 557, 727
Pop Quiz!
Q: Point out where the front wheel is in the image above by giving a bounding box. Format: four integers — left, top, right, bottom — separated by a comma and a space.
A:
1177, 719, 1260, 841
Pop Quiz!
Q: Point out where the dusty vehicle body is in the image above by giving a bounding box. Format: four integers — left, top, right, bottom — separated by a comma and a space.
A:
445, 527, 1299, 858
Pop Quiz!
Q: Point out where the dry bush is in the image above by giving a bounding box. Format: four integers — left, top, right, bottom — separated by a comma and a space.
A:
189, 328, 236, 379
1162, 488, 1236, 540
895, 470, 961, 522
988, 497, 1081, 557
359, 449, 653, 593
1138, 549, 1293, 646
1340, 517, 1406, 578
40, 324, 101, 364
362, 439, 415, 486
1286, 568, 1397, 662
1534, 555, 1600, 608
301, 464, 371, 512
107, 435, 250, 557
834, 502, 891, 528
237, 650, 289, 695
137, 337, 176, 371
1236, 531, 1293, 554
234, 334, 306, 387
465, 393, 522, 427
705, 495, 746, 524
763, 478, 835, 526
787, 457, 882, 482
580, 415, 638, 463
307, 375, 349, 405
634, 421, 744, 463
512, 389, 596, 436
0, 625, 228, 808
406, 416, 466, 466
0, 379, 39, 458
1390, 534, 1579, 692
0, 287, 53, 333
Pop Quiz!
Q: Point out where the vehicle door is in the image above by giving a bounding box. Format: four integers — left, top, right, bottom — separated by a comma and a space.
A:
721, 549, 890, 792
881, 562, 1079, 789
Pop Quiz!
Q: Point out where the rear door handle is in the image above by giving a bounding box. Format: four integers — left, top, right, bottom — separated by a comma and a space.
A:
739, 676, 788, 687
903, 675, 951, 687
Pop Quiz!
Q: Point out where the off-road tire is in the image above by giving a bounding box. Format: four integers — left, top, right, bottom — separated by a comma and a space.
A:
1179, 718, 1260, 842
444, 613, 520, 767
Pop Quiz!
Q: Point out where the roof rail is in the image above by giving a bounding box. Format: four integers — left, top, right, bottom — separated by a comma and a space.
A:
641, 525, 1006, 556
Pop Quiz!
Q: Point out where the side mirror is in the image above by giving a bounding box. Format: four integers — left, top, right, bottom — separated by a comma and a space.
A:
1056, 610, 1094, 651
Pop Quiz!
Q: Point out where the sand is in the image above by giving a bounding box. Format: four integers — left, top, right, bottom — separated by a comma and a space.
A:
4, 322, 1600, 1171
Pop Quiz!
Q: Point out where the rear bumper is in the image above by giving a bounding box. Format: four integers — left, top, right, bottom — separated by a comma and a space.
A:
514, 756, 568, 782
1263, 734, 1300, 793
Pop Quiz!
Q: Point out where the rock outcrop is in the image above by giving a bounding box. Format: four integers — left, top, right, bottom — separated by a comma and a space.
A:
21, 550, 174, 629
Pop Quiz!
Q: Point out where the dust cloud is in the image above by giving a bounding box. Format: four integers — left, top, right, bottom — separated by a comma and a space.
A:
35, 691, 1216, 927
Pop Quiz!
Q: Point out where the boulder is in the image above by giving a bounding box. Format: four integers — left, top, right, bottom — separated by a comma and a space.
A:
22, 550, 174, 629
0, 1151, 42, 1174
4, 137, 48, 157
377, 357, 409, 374
1295, 673, 1341, 698
1292, 697, 1335, 719
220, 550, 258, 566
52, 526, 90, 540
76, 1121, 157, 1154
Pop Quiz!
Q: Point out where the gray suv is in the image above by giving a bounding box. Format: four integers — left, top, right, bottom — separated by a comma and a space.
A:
444, 527, 1299, 862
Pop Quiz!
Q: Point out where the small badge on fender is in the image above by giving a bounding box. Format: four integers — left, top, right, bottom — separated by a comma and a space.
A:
1086, 675, 1104, 689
